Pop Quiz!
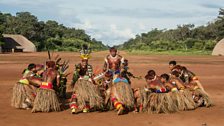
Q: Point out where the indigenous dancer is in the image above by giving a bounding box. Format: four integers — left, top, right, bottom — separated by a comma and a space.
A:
96, 71, 113, 109
120, 59, 141, 84
71, 46, 93, 88
171, 67, 212, 107
171, 65, 203, 89
109, 72, 135, 115
160, 73, 177, 92
103, 47, 124, 73
169, 60, 177, 72
31, 60, 61, 112
161, 73, 196, 111
70, 45, 103, 114
11, 63, 38, 109
143, 70, 178, 114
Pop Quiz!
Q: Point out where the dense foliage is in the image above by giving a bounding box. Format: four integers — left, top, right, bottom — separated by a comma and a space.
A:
1, 9, 224, 53
0, 11, 107, 51
118, 8, 224, 53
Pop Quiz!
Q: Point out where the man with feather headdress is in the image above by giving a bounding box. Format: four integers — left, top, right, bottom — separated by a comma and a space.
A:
70, 45, 103, 114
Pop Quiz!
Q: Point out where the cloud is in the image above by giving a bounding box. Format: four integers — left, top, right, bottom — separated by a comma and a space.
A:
110, 24, 135, 39
84, 4, 220, 20
0, 0, 224, 46
75, 20, 93, 30
77, 23, 135, 45
0, 0, 53, 7
200, 3, 224, 9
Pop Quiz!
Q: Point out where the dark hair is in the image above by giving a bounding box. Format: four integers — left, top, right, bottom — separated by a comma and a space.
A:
147, 70, 156, 76
109, 47, 117, 52
171, 70, 180, 77
169, 60, 177, 65
145, 70, 156, 80
28, 63, 36, 70
145, 74, 150, 80
160, 73, 170, 81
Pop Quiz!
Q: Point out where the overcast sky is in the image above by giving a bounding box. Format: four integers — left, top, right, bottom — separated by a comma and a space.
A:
0, 0, 224, 46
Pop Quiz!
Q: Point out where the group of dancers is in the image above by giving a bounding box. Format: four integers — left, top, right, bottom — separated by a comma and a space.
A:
11, 45, 213, 115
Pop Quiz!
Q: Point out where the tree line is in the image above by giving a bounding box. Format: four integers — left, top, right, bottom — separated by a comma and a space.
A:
118, 8, 224, 53
0, 11, 107, 51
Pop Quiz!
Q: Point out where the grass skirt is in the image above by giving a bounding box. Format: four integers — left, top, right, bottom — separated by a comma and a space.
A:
74, 79, 104, 110
112, 82, 135, 110
32, 88, 61, 112
194, 89, 213, 107
171, 90, 196, 111
11, 83, 28, 108
135, 87, 151, 111
145, 92, 178, 114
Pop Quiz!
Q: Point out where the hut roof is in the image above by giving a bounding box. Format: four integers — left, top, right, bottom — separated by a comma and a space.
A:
212, 38, 224, 56
2, 34, 36, 52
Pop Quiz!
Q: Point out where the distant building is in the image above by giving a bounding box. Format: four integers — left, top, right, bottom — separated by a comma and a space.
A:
1, 34, 36, 53
212, 38, 224, 56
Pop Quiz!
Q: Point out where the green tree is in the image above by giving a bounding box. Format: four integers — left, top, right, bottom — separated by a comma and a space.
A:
0, 12, 5, 45
118, 9, 224, 53
0, 11, 106, 51
216, 8, 224, 40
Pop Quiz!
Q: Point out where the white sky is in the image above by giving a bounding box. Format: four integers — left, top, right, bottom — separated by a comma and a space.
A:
0, 0, 224, 46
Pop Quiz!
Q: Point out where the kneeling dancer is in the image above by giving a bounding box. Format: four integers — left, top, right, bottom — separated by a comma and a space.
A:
143, 70, 178, 114
32, 61, 61, 112
109, 71, 135, 115
70, 45, 103, 114
162, 73, 196, 111
11, 63, 38, 109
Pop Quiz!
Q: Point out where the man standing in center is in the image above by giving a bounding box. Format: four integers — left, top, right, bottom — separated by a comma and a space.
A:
103, 47, 135, 115
103, 47, 124, 74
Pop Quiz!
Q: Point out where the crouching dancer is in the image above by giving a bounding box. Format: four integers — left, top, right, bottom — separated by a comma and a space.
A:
109, 71, 135, 115
172, 67, 213, 108
11, 63, 38, 109
143, 70, 178, 114
70, 45, 103, 114
161, 73, 196, 111
31, 61, 61, 112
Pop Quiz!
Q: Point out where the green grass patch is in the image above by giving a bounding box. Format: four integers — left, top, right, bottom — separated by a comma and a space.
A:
126, 49, 212, 56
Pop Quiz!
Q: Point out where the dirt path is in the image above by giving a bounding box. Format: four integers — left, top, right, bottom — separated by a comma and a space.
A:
0, 51, 224, 126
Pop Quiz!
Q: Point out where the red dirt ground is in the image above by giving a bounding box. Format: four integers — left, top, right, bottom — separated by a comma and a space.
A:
0, 51, 224, 126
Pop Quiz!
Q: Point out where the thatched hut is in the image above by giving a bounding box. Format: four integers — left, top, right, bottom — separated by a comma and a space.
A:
1, 34, 36, 53
212, 39, 224, 56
